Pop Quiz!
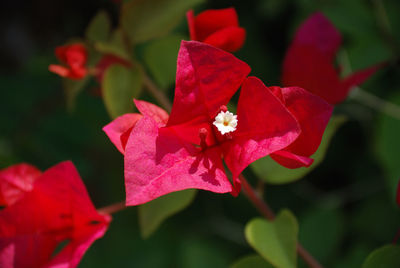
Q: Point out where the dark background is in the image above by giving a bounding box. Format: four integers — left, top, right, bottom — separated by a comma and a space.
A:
1, 0, 400, 267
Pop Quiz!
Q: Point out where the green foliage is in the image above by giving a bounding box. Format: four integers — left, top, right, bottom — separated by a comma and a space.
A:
299, 208, 344, 263
95, 29, 131, 60
178, 236, 231, 268
376, 93, 400, 200
231, 254, 274, 268
85, 10, 111, 43
245, 210, 298, 268
139, 189, 196, 238
143, 34, 185, 89
102, 64, 143, 118
62, 77, 90, 111
121, 0, 202, 43
251, 116, 346, 184
333, 245, 370, 268
362, 245, 400, 268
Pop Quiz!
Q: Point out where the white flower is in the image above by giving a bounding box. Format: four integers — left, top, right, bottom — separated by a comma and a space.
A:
213, 111, 238, 135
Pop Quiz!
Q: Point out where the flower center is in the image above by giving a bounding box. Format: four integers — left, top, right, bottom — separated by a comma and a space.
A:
213, 110, 238, 135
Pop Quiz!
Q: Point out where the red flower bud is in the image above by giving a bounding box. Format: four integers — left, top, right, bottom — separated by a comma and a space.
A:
186, 8, 246, 52
49, 43, 88, 80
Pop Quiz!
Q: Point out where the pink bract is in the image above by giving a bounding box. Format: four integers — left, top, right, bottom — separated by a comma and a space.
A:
104, 41, 333, 205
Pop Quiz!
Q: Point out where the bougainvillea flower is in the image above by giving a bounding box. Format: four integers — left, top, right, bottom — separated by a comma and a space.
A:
104, 41, 331, 206
0, 163, 41, 206
0, 161, 110, 268
186, 7, 246, 52
282, 12, 380, 105
94, 54, 131, 83
268, 86, 333, 168
49, 43, 88, 80
102, 100, 168, 154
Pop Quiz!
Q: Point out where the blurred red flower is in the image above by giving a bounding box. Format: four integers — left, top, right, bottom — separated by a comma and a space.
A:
0, 161, 110, 268
104, 41, 332, 205
186, 7, 246, 52
49, 43, 88, 80
282, 12, 380, 105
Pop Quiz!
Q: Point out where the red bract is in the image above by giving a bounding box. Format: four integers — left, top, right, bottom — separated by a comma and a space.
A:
186, 7, 246, 52
94, 54, 131, 83
104, 41, 331, 206
0, 164, 41, 206
282, 12, 380, 105
0, 161, 110, 268
268, 86, 333, 168
49, 44, 88, 80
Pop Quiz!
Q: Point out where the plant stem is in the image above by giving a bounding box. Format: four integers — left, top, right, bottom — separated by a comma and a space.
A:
97, 201, 126, 215
338, 50, 400, 120
372, 0, 400, 55
351, 87, 400, 120
143, 73, 172, 113
238, 174, 324, 268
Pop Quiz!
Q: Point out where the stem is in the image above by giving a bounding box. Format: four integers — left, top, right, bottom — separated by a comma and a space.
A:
240, 174, 275, 220
351, 87, 400, 120
143, 73, 172, 113
238, 174, 324, 268
97, 201, 126, 215
119, 26, 173, 113
393, 227, 400, 244
372, 0, 400, 55
338, 50, 400, 120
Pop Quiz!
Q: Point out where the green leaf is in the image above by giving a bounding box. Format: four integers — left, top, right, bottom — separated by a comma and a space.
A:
245, 210, 298, 268
95, 29, 130, 60
139, 189, 196, 238
231, 254, 275, 268
85, 10, 111, 43
362, 245, 400, 268
63, 76, 90, 111
376, 93, 400, 201
102, 64, 143, 118
121, 0, 203, 43
251, 116, 347, 184
299, 208, 344, 262
143, 34, 184, 89
178, 236, 230, 268
333, 245, 370, 268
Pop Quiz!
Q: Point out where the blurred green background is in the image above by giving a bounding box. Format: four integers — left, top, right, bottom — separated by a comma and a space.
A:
1, 0, 400, 267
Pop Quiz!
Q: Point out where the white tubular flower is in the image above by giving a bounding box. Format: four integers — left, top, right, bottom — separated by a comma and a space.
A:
213, 111, 238, 135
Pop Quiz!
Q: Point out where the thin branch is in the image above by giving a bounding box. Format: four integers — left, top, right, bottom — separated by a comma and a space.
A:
351, 87, 400, 120
143, 73, 172, 113
239, 174, 275, 220
339, 50, 400, 120
372, 0, 400, 55
239, 174, 324, 268
97, 201, 126, 215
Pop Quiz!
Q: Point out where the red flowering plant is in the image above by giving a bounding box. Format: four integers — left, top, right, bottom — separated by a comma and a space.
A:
103, 41, 333, 205
186, 7, 246, 52
49, 44, 88, 80
6, 2, 400, 267
48, 6, 247, 119
0, 162, 110, 268
282, 12, 380, 105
